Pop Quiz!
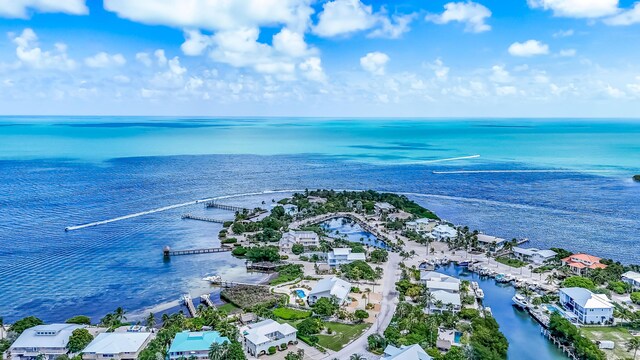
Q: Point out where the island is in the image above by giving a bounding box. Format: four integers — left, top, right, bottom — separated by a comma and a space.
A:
634, 175, 640, 182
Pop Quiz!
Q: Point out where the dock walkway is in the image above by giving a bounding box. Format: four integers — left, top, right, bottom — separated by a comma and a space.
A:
182, 294, 197, 317
204, 201, 250, 212
181, 214, 228, 224
164, 247, 231, 257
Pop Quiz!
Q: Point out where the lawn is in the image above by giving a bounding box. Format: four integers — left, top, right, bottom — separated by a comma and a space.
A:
316, 322, 370, 351
495, 256, 527, 268
581, 326, 636, 359
216, 303, 240, 313
273, 307, 311, 320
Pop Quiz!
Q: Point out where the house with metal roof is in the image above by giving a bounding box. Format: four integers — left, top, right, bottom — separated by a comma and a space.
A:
279, 230, 320, 253
559, 287, 614, 325
82, 332, 154, 360
406, 218, 436, 233
327, 248, 366, 267
430, 224, 457, 241
167, 331, 229, 360
381, 344, 432, 360
6, 324, 86, 360
622, 271, 640, 290
307, 277, 352, 305
240, 320, 297, 357
512, 247, 557, 265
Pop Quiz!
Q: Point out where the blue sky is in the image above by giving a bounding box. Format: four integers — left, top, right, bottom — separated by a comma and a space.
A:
1, 0, 640, 117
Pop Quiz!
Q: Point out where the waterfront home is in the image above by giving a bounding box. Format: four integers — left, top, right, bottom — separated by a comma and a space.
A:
561, 253, 607, 275
621, 271, 640, 290
406, 218, 436, 233
420, 271, 461, 286
82, 332, 154, 360
6, 324, 87, 360
436, 328, 461, 350
476, 234, 507, 253
559, 287, 614, 325
167, 331, 229, 360
381, 344, 433, 359
428, 290, 462, 313
279, 230, 320, 253
512, 247, 557, 265
374, 202, 395, 215
327, 248, 366, 267
241, 320, 297, 357
430, 224, 457, 241
308, 276, 352, 305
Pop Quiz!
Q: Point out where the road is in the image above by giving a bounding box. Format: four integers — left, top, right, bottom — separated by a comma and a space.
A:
326, 252, 401, 359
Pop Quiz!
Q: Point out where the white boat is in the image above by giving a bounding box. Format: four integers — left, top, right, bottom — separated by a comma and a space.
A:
471, 281, 479, 290
202, 275, 221, 283
484, 307, 492, 316
512, 294, 529, 309
475, 288, 485, 299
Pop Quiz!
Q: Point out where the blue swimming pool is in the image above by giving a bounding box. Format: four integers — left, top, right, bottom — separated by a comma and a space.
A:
546, 305, 560, 313
454, 331, 462, 343
295, 290, 306, 298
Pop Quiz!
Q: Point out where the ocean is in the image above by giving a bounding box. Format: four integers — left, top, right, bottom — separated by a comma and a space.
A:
0, 117, 638, 359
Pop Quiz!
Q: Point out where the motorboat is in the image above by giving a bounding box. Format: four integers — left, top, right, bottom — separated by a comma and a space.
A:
475, 288, 485, 299
202, 275, 221, 283
512, 294, 529, 309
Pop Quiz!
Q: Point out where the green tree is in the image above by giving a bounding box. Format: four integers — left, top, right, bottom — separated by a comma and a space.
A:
630, 292, 640, 305
10, 316, 44, 335
284, 349, 305, 360
369, 249, 389, 263
245, 246, 280, 262
291, 243, 304, 255
207, 342, 229, 360
350, 354, 365, 360
225, 341, 246, 360
65, 316, 91, 325
627, 337, 640, 360
146, 313, 156, 328
67, 328, 93, 353
562, 276, 596, 290
354, 310, 369, 322
297, 317, 323, 337
312, 297, 339, 317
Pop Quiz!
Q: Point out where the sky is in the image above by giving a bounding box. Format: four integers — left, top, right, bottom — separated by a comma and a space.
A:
1, 0, 640, 117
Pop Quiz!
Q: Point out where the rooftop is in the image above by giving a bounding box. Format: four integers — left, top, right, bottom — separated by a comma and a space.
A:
431, 290, 461, 307
426, 281, 459, 292
83, 332, 153, 355
309, 277, 352, 301
382, 344, 432, 360
562, 254, 607, 269
560, 287, 613, 309
420, 271, 461, 284
10, 324, 86, 350
513, 247, 557, 258
168, 331, 229, 353
622, 271, 640, 281
476, 234, 506, 245
243, 320, 296, 346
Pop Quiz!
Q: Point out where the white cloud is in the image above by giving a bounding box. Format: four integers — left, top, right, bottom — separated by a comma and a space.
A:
299, 57, 326, 82
104, 0, 314, 32
604, 84, 625, 98
181, 30, 214, 56
135, 52, 152, 67
313, 0, 377, 37
490, 65, 512, 83
527, 0, 619, 18
360, 51, 389, 75
604, 3, 640, 25
85, 52, 126, 68
426, 1, 492, 33
428, 58, 450, 81
553, 29, 574, 37
10, 28, 76, 70
368, 13, 416, 39
508, 40, 549, 57
0, 0, 87, 18
272, 28, 312, 58
496, 85, 517, 96
558, 48, 576, 57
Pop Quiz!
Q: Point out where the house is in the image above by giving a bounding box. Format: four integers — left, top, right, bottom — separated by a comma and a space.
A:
307, 277, 352, 305
559, 287, 614, 325
561, 253, 607, 275
622, 271, 640, 291
512, 247, 557, 265
82, 332, 154, 360
282, 204, 298, 216
406, 218, 436, 233
240, 313, 257, 325
421, 272, 461, 313
279, 230, 320, 253
420, 271, 461, 286
315, 263, 331, 275
374, 202, 395, 215
327, 248, 366, 267
430, 224, 457, 241
476, 234, 507, 253
6, 324, 87, 360
436, 328, 461, 351
241, 320, 297, 357
167, 331, 229, 360
381, 344, 432, 360
428, 291, 462, 313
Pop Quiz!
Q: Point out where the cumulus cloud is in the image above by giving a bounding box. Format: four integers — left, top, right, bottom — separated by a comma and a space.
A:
0, 0, 87, 18
181, 30, 214, 56
508, 40, 549, 57
272, 28, 312, 58
527, 0, 619, 18
604, 84, 625, 98
426, 1, 492, 33
85, 52, 126, 68
428, 58, 450, 81
604, 3, 640, 25
490, 65, 512, 83
368, 12, 416, 39
10, 28, 76, 70
299, 57, 326, 82
360, 51, 389, 75
313, 0, 377, 37
496, 85, 517, 96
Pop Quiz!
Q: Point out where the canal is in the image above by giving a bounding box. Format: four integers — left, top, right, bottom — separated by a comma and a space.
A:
320, 217, 389, 249
438, 264, 568, 360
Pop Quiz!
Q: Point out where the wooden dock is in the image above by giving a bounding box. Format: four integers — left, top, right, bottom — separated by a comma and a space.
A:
200, 294, 214, 307
245, 261, 283, 272
182, 294, 197, 317
206, 278, 270, 289
181, 214, 227, 224
204, 201, 249, 212
163, 246, 231, 257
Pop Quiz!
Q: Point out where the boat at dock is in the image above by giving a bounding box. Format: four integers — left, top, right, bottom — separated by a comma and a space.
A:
202, 275, 221, 283
475, 288, 485, 299
512, 294, 529, 309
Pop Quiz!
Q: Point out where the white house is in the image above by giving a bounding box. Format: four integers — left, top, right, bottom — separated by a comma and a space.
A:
327, 248, 366, 267
512, 247, 557, 265
279, 230, 320, 253
476, 234, 507, 253
622, 271, 640, 291
422, 272, 461, 313
82, 332, 154, 360
559, 287, 614, 325
429, 291, 462, 313
282, 204, 298, 216
307, 277, 352, 306
420, 271, 461, 285
6, 324, 86, 360
381, 344, 432, 360
430, 224, 457, 241
374, 202, 395, 215
406, 218, 435, 233
241, 320, 297, 357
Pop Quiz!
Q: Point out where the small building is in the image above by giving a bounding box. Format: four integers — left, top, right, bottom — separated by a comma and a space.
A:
436, 328, 461, 351
374, 202, 395, 215
315, 263, 331, 275
476, 234, 507, 253
559, 287, 614, 325
388, 211, 412, 221
240, 313, 257, 325
167, 331, 229, 360
7, 324, 87, 360
241, 320, 297, 357
381, 344, 432, 360
430, 224, 457, 241
308, 196, 326, 204
307, 277, 352, 306
406, 218, 436, 233
327, 248, 366, 267
282, 204, 298, 215
82, 332, 154, 360
512, 247, 557, 265
279, 230, 320, 253
561, 253, 607, 275
622, 271, 640, 290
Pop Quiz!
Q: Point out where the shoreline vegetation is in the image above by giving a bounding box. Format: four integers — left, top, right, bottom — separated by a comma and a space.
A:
4, 189, 640, 360
633, 175, 640, 182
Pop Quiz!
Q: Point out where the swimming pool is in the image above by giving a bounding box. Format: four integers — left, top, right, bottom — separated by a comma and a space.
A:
295, 290, 306, 298
545, 305, 560, 313
454, 331, 463, 343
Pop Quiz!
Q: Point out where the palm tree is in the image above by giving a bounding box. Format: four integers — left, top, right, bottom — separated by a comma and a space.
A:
208, 342, 229, 360
627, 337, 640, 360
350, 354, 366, 360
545, 274, 556, 285
114, 307, 127, 323
146, 313, 156, 329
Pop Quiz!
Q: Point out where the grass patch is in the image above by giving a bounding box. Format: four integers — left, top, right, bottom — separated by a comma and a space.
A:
273, 307, 311, 320
216, 303, 239, 313
495, 256, 527, 268
316, 322, 370, 351
581, 326, 636, 360
220, 285, 283, 309
270, 264, 304, 285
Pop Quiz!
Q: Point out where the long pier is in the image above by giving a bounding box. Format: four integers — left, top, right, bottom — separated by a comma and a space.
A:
181, 214, 227, 224
207, 278, 270, 289
164, 247, 231, 257
182, 294, 197, 317
204, 201, 250, 212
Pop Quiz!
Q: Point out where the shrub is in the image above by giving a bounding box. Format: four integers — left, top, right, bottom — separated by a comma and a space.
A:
223, 221, 233, 228
279, 343, 288, 351
312, 297, 339, 317
631, 292, 640, 304
459, 308, 480, 320
221, 237, 237, 244
562, 276, 595, 290
268, 346, 277, 355
297, 317, 323, 336
291, 243, 304, 255
65, 315, 91, 325
606, 281, 628, 294
354, 310, 369, 321
246, 246, 280, 262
